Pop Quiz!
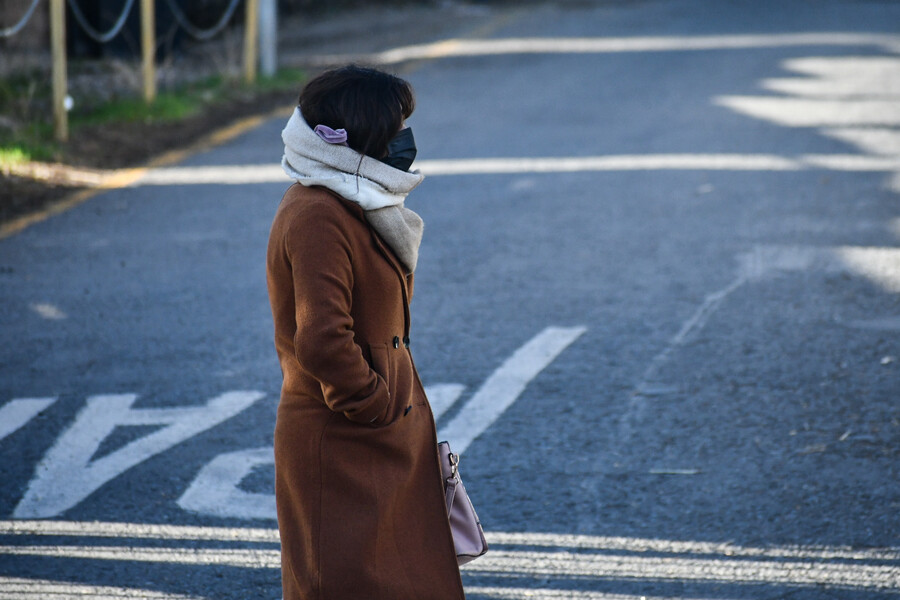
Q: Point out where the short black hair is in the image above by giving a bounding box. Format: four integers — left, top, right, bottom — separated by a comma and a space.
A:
298, 65, 416, 159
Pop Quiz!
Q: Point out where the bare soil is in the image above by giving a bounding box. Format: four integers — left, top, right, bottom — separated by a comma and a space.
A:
0, 88, 296, 225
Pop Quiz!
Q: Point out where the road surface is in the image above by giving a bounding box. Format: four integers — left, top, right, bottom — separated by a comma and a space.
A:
1, 0, 899, 598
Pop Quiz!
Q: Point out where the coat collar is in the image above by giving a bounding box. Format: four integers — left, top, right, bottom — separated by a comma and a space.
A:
314, 185, 411, 290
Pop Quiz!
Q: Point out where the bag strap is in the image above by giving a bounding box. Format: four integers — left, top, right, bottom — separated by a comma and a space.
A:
444, 475, 458, 516
439, 441, 461, 514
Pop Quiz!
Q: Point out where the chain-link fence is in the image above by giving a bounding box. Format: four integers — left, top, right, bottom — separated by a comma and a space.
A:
1, 0, 269, 141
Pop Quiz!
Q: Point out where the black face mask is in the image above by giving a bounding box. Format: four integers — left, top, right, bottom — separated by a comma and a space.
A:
381, 127, 417, 171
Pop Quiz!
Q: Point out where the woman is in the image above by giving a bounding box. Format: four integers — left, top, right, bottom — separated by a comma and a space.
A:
267, 65, 466, 600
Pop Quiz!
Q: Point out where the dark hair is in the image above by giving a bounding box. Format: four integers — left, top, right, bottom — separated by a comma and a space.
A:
298, 65, 415, 159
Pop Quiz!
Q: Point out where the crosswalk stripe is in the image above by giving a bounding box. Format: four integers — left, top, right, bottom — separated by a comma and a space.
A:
0, 576, 202, 599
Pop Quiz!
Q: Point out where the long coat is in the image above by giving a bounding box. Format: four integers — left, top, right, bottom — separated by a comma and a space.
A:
266, 183, 466, 600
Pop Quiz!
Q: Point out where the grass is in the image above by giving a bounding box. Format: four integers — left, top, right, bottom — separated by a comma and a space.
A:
0, 67, 305, 167
0, 70, 56, 166
0, 147, 32, 169
71, 92, 202, 126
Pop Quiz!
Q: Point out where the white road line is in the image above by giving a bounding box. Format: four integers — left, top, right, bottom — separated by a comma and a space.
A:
426, 383, 466, 421
464, 550, 900, 589
170, 329, 581, 519
2, 544, 897, 589
419, 154, 900, 174
485, 532, 900, 562
5, 522, 897, 563
0, 398, 56, 442
438, 327, 586, 454
298, 33, 900, 66
13, 391, 264, 519
0, 545, 280, 569
421, 155, 802, 175
0, 520, 279, 543
466, 587, 726, 600
133, 165, 283, 186
129, 153, 900, 186
0, 576, 202, 599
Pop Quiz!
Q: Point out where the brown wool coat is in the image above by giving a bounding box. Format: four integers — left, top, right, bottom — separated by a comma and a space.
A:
266, 183, 466, 600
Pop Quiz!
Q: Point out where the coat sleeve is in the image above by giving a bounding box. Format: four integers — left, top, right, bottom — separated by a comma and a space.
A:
283, 200, 391, 425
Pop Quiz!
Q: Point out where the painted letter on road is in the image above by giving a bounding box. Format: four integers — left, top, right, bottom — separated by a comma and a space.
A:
13, 391, 263, 519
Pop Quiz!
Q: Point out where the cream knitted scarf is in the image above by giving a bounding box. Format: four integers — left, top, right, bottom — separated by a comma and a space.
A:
281, 108, 425, 273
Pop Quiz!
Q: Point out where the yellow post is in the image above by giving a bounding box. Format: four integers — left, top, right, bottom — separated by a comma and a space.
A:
141, 0, 156, 103
243, 0, 259, 84
50, 0, 68, 142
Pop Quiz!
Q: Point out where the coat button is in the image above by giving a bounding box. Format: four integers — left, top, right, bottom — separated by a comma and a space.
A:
392, 336, 400, 349
403, 336, 410, 348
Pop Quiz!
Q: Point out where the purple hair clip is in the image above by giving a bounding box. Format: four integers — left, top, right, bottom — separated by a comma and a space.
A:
314, 124, 349, 147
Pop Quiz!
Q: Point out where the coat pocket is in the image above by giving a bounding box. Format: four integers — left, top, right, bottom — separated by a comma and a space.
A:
367, 343, 397, 424
368, 341, 424, 422
368, 342, 391, 384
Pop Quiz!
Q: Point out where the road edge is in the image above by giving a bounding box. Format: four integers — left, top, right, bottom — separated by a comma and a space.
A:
0, 106, 293, 241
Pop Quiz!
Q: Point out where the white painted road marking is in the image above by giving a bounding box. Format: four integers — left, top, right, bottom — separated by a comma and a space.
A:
484, 531, 900, 561
13, 391, 264, 519
0, 545, 281, 569
1, 519, 279, 542
6, 521, 897, 562
420, 154, 900, 175
464, 550, 900, 589
3, 328, 580, 520
131, 153, 900, 186
0, 397, 56, 442
1, 529, 897, 591
5, 241, 895, 521
3, 521, 897, 561
426, 383, 466, 421
174, 327, 584, 519
438, 326, 587, 454
300, 32, 900, 66
464, 589, 690, 600
0, 576, 203, 600
177, 447, 276, 520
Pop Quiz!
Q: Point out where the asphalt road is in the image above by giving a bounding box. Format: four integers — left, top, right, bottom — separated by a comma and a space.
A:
2, 0, 900, 598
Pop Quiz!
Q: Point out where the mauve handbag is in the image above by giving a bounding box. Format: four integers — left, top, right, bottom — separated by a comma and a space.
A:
438, 441, 488, 565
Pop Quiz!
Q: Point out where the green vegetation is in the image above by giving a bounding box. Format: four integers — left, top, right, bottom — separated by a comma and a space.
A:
0, 127, 56, 167
0, 68, 305, 167
71, 91, 202, 127
0, 147, 34, 168
0, 70, 54, 166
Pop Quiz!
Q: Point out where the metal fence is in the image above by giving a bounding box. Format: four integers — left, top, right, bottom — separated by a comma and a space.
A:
0, 0, 276, 141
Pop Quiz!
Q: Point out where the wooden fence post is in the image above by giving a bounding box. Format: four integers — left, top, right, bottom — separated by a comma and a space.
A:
243, 0, 259, 84
141, 0, 156, 103
50, 0, 68, 142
